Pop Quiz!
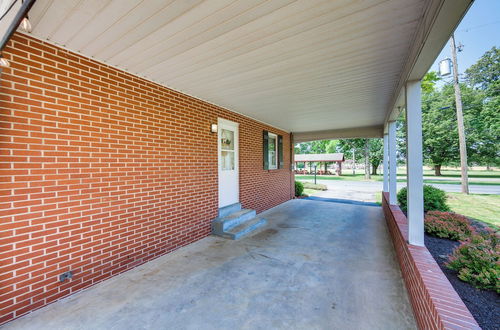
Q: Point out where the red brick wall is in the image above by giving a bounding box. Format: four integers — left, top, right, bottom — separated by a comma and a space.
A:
0, 33, 292, 324
382, 193, 480, 330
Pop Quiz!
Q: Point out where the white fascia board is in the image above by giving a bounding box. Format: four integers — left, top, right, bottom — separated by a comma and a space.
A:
384, 0, 473, 126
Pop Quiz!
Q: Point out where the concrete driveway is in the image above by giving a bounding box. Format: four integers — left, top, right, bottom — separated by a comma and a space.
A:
4, 199, 416, 330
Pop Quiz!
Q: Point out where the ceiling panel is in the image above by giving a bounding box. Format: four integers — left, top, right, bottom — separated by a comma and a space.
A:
27, 0, 431, 134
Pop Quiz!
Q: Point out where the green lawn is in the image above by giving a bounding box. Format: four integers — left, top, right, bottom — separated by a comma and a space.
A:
421, 169, 500, 178
295, 169, 500, 185
446, 193, 500, 228
372, 192, 499, 229
303, 188, 318, 196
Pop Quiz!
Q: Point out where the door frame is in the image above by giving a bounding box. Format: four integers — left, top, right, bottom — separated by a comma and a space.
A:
217, 118, 239, 208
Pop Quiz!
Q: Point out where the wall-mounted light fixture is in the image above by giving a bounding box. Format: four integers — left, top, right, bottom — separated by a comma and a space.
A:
19, 17, 32, 33
211, 123, 218, 133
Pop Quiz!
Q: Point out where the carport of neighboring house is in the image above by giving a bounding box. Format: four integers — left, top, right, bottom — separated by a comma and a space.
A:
0, 0, 479, 328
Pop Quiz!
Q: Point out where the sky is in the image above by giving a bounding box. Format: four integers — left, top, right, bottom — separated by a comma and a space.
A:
430, 0, 500, 78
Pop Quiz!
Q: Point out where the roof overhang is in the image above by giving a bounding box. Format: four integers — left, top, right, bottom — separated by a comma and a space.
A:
8, 0, 472, 140
383, 0, 473, 133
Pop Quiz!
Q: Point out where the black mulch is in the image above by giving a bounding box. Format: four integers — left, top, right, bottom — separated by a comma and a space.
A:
425, 224, 500, 330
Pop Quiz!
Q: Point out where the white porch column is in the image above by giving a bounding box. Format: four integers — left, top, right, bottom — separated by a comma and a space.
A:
388, 121, 397, 204
406, 80, 424, 246
383, 133, 389, 192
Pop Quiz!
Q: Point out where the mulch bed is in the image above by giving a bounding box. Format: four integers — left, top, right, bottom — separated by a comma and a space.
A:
425, 222, 500, 330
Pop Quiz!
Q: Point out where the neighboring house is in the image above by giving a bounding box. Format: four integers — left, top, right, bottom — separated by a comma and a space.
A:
0, 0, 477, 328
294, 153, 345, 175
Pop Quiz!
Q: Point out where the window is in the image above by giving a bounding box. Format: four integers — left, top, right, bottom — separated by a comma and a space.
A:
263, 131, 283, 170
268, 133, 278, 169
220, 129, 235, 170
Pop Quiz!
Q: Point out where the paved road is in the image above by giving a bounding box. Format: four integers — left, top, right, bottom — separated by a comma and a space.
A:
301, 179, 500, 202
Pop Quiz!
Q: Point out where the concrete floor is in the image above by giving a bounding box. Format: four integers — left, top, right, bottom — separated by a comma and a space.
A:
5, 199, 416, 330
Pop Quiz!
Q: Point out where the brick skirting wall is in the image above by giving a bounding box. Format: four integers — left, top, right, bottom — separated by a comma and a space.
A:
0, 33, 293, 324
382, 192, 480, 329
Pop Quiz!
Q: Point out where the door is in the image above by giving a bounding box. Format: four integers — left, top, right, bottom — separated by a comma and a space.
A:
218, 118, 239, 208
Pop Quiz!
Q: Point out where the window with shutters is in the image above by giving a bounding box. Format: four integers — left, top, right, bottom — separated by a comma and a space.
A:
263, 131, 283, 170
268, 133, 278, 169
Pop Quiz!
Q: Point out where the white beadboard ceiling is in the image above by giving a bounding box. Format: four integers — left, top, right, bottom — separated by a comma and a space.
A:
25, 0, 470, 137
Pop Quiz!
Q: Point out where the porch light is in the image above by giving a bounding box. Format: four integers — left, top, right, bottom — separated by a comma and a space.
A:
211, 123, 218, 133
19, 17, 32, 32
0, 56, 9, 68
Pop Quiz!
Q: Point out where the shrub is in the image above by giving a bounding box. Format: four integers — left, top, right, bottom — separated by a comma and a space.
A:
295, 181, 304, 197
397, 185, 449, 212
447, 230, 500, 293
424, 211, 474, 241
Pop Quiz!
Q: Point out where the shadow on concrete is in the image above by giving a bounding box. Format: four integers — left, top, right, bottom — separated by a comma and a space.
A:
303, 196, 380, 207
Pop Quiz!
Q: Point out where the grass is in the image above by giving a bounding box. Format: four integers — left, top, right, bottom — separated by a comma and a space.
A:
303, 188, 318, 196
301, 182, 327, 197
422, 180, 500, 186
295, 169, 500, 185
302, 182, 327, 190
446, 193, 500, 229
421, 169, 500, 178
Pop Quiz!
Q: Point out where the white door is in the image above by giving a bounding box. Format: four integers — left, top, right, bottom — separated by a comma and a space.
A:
218, 118, 239, 208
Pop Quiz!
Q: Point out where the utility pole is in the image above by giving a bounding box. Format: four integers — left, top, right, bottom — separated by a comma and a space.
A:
450, 34, 469, 194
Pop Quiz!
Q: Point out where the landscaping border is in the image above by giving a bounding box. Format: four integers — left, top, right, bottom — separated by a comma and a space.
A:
382, 192, 480, 329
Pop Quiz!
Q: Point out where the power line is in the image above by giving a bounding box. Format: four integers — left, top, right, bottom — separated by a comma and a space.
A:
459, 20, 500, 32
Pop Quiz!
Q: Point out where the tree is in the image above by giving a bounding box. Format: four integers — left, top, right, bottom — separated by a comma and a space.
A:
465, 46, 499, 93
421, 71, 441, 94
398, 72, 460, 175
368, 139, 383, 175
364, 139, 370, 179
337, 138, 383, 176
465, 47, 500, 168
406, 70, 494, 175
421, 83, 460, 175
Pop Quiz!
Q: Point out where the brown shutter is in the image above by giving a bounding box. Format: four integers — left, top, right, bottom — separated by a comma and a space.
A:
278, 135, 284, 169
263, 130, 269, 170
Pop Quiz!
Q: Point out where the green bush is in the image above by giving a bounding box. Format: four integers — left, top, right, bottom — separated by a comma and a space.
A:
295, 181, 304, 197
397, 185, 449, 212
424, 211, 474, 241
447, 230, 500, 293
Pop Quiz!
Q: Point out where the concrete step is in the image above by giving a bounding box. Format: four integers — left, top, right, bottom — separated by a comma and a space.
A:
212, 209, 256, 233
218, 202, 242, 218
221, 217, 267, 240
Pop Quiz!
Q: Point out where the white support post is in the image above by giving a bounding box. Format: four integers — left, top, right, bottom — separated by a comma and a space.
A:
383, 133, 389, 192
388, 121, 397, 205
406, 80, 424, 246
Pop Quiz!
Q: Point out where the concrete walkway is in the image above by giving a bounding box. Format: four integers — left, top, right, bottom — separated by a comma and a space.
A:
5, 200, 416, 330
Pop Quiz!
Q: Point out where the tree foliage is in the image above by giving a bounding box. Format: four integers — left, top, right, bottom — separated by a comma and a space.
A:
337, 138, 383, 174
465, 46, 499, 93
399, 55, 499, 173
465, 46, 500, 167
294, 140, 338, 154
